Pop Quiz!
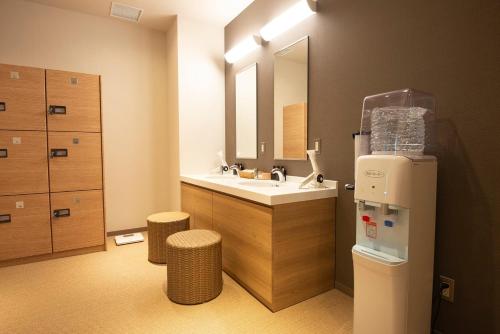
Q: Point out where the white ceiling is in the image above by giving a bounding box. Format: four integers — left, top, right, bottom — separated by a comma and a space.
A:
27, 0, 254, 31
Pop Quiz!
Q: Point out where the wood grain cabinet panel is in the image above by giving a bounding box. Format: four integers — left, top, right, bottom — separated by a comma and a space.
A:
0, 64, 46, 131
51, 190, 105, 252
212, 192, 273, 306
48, 132, 102, 192
0, 194, 52, 261
272, 198, 336, 311
181, 183, 212, 230
0, 130, 49, 196
46, 70, 101, 132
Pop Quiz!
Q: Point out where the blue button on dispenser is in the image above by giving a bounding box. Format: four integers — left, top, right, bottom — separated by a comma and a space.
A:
384, 220, 394, 227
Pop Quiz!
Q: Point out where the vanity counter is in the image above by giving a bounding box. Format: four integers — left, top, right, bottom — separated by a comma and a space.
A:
180, 174, 337, 206
180, 175, 337, 312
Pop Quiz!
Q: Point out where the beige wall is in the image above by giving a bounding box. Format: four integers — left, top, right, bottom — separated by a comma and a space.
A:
177, 16, 226, 175
0, 0, 170, 232
165, 19, 181, 211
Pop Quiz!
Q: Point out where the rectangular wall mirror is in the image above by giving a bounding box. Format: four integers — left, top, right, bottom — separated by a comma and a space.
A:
274, 36, 308, 160
235, 63, 257, 159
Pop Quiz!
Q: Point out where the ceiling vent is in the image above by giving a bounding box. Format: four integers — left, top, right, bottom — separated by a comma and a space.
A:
110, 2, 143, 23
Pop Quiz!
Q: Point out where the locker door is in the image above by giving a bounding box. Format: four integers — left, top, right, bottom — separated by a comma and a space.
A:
46, 70, 101, 132
51, 190, 105, 252
0, 64, 46, 131
48, 132, 102, 192
0, 131, 49, 196
0, 194, 52, 261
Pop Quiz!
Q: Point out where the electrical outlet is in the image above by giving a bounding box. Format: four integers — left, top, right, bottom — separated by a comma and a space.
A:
440, 275, 455, 303
314, 138, 321, 154
260, 142, 266, 153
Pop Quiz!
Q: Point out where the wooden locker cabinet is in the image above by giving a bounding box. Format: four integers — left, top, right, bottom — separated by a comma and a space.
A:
0, 194, 52, 261
51, 190, 105, 252
48, 132, 103, 192
0, 130, 49, 196
0, 64, 46, 131
46, 70, 101, 132
181, 183, 213, 230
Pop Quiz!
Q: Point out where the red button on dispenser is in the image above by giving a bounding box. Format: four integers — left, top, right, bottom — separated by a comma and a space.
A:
362, 215, 370, 223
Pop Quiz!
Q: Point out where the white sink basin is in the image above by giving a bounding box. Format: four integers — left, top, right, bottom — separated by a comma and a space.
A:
238, 180, 279, 188
180, 174, 338, 205
205, 174, 237, 180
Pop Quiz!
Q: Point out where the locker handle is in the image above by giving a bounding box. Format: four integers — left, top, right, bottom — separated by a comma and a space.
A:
50, 148, 68, 158
0, 102, 5, 112
48, 105, 66, 115
53, 209, 70, 218
0, 214, 11, 224
0, 149, 7, 158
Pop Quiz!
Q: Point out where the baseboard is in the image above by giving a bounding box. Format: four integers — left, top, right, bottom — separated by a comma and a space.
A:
335, 280, 354, 297
107, 226, 147, 237
0, 245, 105, 268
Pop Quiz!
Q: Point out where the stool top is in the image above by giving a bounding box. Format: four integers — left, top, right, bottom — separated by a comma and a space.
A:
167, 230, 221, 249
147, 211, 190, 223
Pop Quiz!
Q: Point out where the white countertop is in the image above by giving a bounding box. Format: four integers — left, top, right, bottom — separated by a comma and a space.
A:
180, 174, 338, 206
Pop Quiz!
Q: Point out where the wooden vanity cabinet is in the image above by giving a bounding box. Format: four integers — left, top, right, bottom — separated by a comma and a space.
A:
181, 183, 213, 230
181, 182, 336, 312
212, 192, 273, 305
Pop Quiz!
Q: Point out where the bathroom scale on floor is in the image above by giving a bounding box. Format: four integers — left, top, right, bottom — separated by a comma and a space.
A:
114, 233, 144, 246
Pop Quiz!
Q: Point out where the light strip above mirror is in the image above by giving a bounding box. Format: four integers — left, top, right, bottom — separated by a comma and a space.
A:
224, 35, 262, 64
260, 0, 317, 42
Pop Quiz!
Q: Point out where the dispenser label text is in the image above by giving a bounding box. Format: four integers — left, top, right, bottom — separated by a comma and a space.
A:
366, 221, 377, 239
365, 170, 385, 178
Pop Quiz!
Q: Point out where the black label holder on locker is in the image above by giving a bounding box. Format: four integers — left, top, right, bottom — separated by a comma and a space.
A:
48, 105, 66, 115
0, 102, 5, 112
0, 214, 11, 224
0, 149, 7, 158
50, 148, 68, 158
53, 209, 70, 218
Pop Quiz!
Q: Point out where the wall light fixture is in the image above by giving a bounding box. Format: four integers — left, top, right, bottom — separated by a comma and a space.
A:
224, 35, 262, 64
260, 0, 317, 42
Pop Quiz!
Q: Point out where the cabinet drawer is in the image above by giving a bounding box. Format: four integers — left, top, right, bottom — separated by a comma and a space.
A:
0, 130, 49, 196
46, 70, 101, 132
48, 132, 102, 192
212, 192, 272, 304
51, 190, 105, 252
0, 194, 52, 261
0, 64, 46, 131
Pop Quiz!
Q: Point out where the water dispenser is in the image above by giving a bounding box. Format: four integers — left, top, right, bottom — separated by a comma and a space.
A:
352, 89, 438, 334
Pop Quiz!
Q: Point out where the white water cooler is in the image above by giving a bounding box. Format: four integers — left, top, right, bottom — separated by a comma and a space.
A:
352, 89, 438, 334
353, 155, 437, 334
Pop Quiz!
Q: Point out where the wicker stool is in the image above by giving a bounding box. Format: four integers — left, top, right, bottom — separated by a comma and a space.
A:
166, 229, 222, 305
147, 212, 190, 264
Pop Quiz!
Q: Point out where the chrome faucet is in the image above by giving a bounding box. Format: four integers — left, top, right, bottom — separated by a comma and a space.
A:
229, 164, 241, 177
271, 168, 285, 183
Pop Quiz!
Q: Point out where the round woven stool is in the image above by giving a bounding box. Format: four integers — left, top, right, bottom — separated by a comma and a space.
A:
147, 212, 190, 264
166, 229, 222, 305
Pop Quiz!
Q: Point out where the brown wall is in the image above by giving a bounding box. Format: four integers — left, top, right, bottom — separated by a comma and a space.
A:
225, 0, 499, 332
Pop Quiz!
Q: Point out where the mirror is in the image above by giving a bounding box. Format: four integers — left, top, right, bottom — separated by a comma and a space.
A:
274, 36, 308, 160
236, 63, 257, 159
